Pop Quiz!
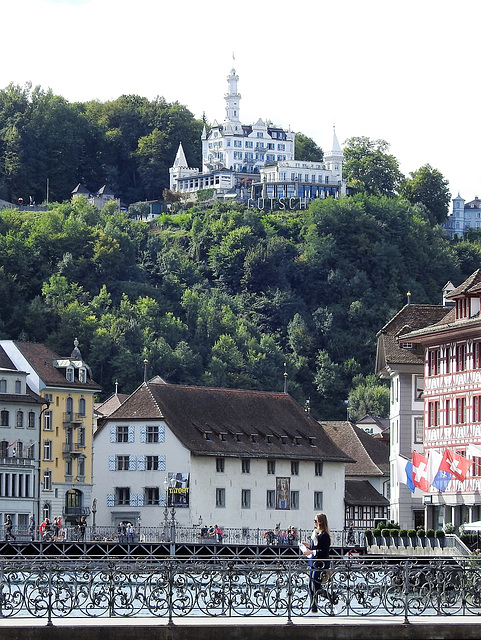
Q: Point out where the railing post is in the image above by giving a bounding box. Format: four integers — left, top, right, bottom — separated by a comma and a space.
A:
402, 559, 409, 625
46, 563, 53, 627
167, 559, 175, 626
286, 560, 293, 625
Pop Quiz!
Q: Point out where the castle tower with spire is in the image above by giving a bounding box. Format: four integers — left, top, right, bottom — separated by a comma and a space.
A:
170, 65, 345, 202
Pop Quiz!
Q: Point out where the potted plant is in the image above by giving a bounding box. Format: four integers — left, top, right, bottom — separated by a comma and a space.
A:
364, 529, 373, 545
426, 529, 435, 547
444, 523, 455, 534
399, 529, 408, 546
417, 529, 426, 547
381, 527, 391, 546
389, 528, 400, 546
434, 529, 445, 548
407, 529, 417, 546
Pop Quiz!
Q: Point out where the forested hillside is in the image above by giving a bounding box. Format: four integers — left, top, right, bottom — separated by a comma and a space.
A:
1, 194, 480, 418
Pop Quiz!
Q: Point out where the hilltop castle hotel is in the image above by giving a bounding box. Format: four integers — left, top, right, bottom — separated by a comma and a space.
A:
169, 67, 346, 203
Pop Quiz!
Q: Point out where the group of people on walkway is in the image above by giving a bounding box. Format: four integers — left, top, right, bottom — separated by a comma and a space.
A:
197, 524, 223, 542
117, 521, 136, 542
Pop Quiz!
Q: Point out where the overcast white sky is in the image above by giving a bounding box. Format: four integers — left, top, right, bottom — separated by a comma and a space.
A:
3, 0, 480, 200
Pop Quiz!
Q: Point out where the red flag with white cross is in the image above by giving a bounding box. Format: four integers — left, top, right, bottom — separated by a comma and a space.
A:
439, 449, 473, 482
412, 451, 430, 491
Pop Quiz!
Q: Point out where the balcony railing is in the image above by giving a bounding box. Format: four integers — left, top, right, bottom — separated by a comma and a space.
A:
62, 442, 85, 456
0, 556, 480, 622
0, 456, 35, 466
63, 412, 84, 425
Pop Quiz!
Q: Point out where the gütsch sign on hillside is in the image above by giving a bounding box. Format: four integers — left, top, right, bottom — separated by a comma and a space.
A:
246, 197, 312, 211
167, 472, 189, 508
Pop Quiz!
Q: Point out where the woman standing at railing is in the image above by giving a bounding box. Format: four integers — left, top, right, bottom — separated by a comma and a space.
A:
301, 512, 331, 614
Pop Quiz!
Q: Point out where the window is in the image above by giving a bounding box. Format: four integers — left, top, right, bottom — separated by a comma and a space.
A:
116, 426, 129, 443
0, 440, 7, 457
291, 491, 299, 510
456, 397, 466, 424
267, 460, 276, 475
145, 487, 159, 505
28, 412, 35, 428
146, 455, 159, 471
43, 410, 52, 430
475, 342, 481, 369
456, 344, 466, 372
116, 487, 130, 506
79, 368, 86, 383
15, 380, 21, 394
116, 455, 130, 471
43, 440, 52, 461
77, 457, 85, 479
241, 489, 251, 509
147, 426, 159, 443
315, 461, 323, 477
0, 380, 6, 393
241, 459, 250, 473
474, 396, 481, 423
1, 410, 9, 426
43, 470, 52, 491
16, 411, 24, 428
213, 487, 226, 508
216, 457, 225, 473
291, 461, 299, 476
415, 376, 424, 401
428, 349, 440, 376
66, 367, 74, 382
78, 426, 86, 447
428, 401, 439, 427
314, 491, 323, 510
414, 417, 424, 443
473, 457, 481, 477
65, 458, 72, 477
266, 490, 275, 509
78, 398, 86, 417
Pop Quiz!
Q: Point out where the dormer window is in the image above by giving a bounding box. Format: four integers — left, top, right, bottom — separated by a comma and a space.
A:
79, 368, 86, 384
66, 367, 74, 382
15, 380, 22, 394
266, 434, 273, 444
293, 436, 301, 446
0, 380, 6, 393
281, 435, 288, 445
251, 434, 258, 443
219, 432, 227, 441
308, 436, 316, 447
203, 431, 212, 441
235, 433, 242, 442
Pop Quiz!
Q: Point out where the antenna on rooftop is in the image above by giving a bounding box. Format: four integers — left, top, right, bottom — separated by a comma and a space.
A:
283, 363, 288, 394
143, 359, 148, 383
407, 291, 412, 306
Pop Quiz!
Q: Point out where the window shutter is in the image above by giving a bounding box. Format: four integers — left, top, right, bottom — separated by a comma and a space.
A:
107, 494, 114, 507
108, 456, 115, 471
140, 426, 146, 443
159, 494, 167, 507
137, 493, 144, 507
129, 456, 137, 471
128, 426, 135, 443
137, 455, 145, 471
158, 455, 166, 471
159, 426, 165, 442
109, 426, 116, 443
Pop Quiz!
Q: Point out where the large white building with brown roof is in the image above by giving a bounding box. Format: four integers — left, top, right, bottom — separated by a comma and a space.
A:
93, 380, 352, 532
376, 301, 452, 528
0, 339, 101, 527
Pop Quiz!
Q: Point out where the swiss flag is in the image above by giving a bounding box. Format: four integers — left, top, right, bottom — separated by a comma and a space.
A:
439, 450, 473, 482
412, 451, 430, 491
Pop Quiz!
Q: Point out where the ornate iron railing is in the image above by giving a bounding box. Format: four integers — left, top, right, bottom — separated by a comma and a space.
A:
1, 557, 481, 623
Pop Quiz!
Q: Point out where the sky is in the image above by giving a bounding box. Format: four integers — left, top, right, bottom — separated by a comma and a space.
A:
3, 0, 481, 201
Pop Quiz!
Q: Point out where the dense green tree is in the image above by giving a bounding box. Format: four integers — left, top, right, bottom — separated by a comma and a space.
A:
295, 133, 323, 162
399, 164, 451, 226
343, 136, 404, 196
347, 374, 390, 422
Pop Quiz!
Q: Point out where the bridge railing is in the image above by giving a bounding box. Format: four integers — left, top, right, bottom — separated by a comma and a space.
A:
0, 556, 480, 623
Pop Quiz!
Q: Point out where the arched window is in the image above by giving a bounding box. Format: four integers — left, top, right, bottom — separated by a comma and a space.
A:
79, 368, 86, 384
28, 412, 35, 428
66, 397, 74, 420
16, 410, 24, 428
0, 440, 8, 457
0, 379, 7, 393
78, 398, 86, 417
16, 441, 23, 457
15, 380, 22, 394
66, 367, 74, 382
1, 410, 9, 426
43, 502, 51, 521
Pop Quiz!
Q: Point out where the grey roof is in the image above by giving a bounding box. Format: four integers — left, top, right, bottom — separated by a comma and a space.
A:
100, 381, 353, 462
345, 480, 389, 506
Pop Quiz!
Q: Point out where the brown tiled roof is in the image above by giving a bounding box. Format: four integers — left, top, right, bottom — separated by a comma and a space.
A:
0, 348, 16, 370
320, 421, 389, 477
12, 341, 101, 391
103, 382, 353, 462
95, 392, 129, 418
445, 269, 481, 299
345, 479, 389, 506
376, 304, 450, 372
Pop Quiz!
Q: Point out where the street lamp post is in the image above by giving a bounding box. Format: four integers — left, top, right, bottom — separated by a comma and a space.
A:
92, 498, 97, 536
163, 476, 177, 552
